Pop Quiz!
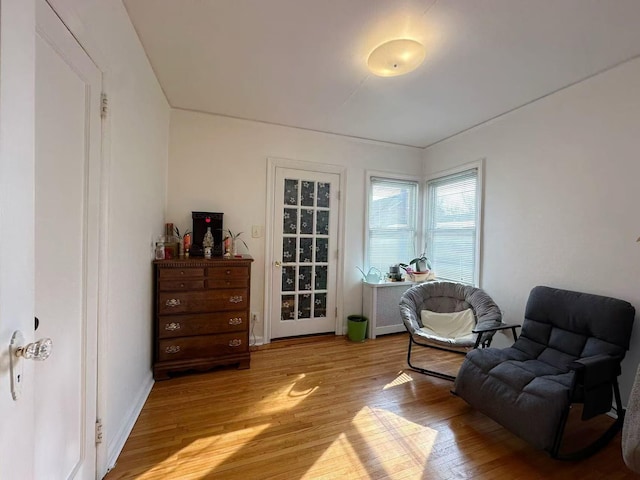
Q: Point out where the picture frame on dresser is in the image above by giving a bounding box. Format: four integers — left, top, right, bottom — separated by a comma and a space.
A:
153, 255, 253, 380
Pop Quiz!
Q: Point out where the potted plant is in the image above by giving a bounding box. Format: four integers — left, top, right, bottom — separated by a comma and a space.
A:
224, 229, 248, 257
409, 253, 431, 272
400, 253, 433, 282
400, 253, 431, 273
173, 226, 191, 257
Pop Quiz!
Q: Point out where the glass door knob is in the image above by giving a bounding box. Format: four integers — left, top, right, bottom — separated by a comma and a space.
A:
15, 337, 53, 361
10, 331, 53, 400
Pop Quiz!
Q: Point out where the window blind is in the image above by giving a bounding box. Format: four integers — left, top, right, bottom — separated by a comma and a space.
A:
368, 177, 418, 273
426, 169, 478, 284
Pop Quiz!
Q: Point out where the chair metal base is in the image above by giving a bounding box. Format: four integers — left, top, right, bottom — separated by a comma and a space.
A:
406, 325, 518, 381
551, 381, 625, 460
406, 335, 466, 381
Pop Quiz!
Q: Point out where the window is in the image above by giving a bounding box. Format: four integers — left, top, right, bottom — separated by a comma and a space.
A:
426, 166, 481, 285
367, 176, 419, 273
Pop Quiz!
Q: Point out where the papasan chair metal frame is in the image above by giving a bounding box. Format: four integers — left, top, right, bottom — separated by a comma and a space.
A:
399, 281, 519, 381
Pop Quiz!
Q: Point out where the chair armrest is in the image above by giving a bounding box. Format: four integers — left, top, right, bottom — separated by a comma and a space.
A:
570, 354, 621, 388
471, 322, 520, 348
472, 322, 520, 334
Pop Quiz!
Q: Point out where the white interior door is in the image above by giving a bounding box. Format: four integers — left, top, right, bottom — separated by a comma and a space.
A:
35, 0, 102, 478
270, 168, 340, 339
0, 1, 36, 477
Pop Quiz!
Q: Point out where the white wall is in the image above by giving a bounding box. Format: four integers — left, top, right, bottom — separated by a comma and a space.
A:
424, 57, 640, 402
48, 0, 170, 474
168, 109, 423, 339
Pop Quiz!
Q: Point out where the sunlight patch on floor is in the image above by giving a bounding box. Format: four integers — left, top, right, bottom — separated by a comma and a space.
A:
301, 432, 365, 479
132, 423, 272, 479
383, 371, 414, 390
253, 373, 318, 413
301, 407, 438, 479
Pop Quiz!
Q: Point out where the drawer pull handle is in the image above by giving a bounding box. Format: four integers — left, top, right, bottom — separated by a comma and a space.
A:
165, 298, 181, 307
228, 317, 242, 325
165, 322, 181, 331
229, 295, 243, 304
226, 270, 231, 275
180, 271, 185, 275
165, 345, 181, 354
180, 283, 185, 288
229, 339, 242, 347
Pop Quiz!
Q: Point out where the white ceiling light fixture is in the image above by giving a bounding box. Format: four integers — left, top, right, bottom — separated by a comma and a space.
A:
367, 39, 426, 77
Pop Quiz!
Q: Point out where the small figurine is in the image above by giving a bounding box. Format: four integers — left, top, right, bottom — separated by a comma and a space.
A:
203, 227, 214, 258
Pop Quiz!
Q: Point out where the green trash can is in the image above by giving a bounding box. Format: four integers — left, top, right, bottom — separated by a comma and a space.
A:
347, 315, 368, 342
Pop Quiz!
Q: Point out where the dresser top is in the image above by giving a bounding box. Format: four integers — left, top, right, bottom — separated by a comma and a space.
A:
154, 255, 253, 267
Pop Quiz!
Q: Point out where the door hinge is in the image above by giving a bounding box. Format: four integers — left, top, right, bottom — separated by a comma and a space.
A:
100, 93, 108, 119
336, 190, 340, 201
335, 307, 338, 317
95, 419, 103, 445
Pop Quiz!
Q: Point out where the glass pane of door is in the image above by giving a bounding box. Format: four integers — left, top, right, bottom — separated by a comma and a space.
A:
280, 178, 330, 321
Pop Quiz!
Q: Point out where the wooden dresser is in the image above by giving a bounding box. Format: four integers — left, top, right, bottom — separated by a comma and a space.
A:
153, 256, 253, 380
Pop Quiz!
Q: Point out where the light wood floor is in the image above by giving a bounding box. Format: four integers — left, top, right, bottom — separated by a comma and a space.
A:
105, 333, 637, 479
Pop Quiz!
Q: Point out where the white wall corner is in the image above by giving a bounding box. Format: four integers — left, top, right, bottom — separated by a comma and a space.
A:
104, 374, 154, 474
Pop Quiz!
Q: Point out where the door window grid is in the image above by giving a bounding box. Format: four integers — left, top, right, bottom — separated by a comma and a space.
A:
281, 179, 330, 321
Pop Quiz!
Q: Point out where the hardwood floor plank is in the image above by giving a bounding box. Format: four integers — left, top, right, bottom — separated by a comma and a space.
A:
105, 333, 634, 479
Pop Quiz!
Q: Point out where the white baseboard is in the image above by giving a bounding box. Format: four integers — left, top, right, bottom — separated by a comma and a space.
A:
375, 325, 406, 336
251, 335, 265, 346
105, 373, 154, 472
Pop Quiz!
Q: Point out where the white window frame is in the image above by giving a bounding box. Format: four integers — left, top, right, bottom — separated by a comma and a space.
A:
425, 159, 484, 286
365, 171, 422, 274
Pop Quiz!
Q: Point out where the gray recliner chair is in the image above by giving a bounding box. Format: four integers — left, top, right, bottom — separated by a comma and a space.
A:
399, 281, 516, 380
454, 286, 635, 459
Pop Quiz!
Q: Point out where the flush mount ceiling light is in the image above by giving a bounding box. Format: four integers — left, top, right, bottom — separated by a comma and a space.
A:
367, 39, 426, 77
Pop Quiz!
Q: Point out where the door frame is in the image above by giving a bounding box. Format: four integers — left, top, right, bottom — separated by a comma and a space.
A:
264, 157, 346, 344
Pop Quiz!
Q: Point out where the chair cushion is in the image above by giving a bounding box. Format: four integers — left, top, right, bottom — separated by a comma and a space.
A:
455, 346, 574, 451
524, 286, 635, 355
420, 308, 475, 339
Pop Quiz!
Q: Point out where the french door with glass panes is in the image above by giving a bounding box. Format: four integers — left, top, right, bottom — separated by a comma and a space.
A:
271, 168, 339, 339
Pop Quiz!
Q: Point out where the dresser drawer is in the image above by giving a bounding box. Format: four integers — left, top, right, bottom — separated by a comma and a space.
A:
158, 312, 247, 338
159, 279, 205, 291
206, 277, 249, 289
158, 333, 248, 361
159, 267, 205, 280
206, 266, 249, 288
158, 289, 248, 314
207, 266, 249, 279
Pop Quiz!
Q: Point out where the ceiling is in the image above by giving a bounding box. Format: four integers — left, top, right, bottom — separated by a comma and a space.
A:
123, 0, 640, 148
